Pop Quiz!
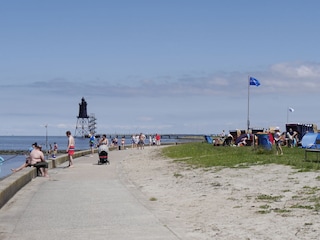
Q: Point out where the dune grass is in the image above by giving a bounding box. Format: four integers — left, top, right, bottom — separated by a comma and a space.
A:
161, 142, 320, 171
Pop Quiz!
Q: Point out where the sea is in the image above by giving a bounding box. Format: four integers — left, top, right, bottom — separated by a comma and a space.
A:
0, 135, 200, 180
0, 135, 86, 180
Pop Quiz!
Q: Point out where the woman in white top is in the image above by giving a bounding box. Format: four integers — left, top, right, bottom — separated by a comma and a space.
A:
274, 127, 283, 155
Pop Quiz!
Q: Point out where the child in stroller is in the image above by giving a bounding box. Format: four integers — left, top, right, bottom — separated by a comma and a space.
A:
97, 134, 110, 165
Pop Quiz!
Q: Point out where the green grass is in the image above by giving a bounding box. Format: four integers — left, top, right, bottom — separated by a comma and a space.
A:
256, 194, 283, 202
161, 142, 320, 171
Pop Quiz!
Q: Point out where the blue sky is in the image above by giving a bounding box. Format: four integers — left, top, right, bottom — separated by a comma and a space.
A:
1, 0, 320, 136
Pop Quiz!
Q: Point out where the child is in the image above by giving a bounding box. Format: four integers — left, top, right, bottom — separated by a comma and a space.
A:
52, 142, 58, 158
274, 127, 283, 155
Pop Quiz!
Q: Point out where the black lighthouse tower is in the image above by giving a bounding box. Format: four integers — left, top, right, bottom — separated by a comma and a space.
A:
75, 97, 90, 137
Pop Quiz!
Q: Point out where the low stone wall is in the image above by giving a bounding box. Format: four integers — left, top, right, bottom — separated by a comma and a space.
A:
0, 149, 92, 209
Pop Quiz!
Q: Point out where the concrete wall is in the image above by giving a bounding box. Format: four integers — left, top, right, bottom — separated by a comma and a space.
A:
0, 150, 91, 209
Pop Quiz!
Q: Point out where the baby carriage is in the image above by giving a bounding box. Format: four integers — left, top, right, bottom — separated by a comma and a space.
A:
98, 144, 110, 165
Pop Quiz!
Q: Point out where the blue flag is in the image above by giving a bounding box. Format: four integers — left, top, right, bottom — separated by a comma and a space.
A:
249, 77, 261, 86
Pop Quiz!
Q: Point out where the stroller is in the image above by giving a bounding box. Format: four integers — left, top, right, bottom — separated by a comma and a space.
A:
98, 144, 110, 165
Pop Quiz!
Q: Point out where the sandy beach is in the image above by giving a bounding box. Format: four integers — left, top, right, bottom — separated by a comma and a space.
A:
118, 146, 320, 240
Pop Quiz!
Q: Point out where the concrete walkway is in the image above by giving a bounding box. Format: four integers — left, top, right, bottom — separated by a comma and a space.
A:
0, 149, 181, 240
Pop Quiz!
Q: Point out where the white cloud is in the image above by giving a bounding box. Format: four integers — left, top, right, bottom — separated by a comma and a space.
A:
2, 61, 317, 101
270, 62, 320, 78
1, 61, 320, 135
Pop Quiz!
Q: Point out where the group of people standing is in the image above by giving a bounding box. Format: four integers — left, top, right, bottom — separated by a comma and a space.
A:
88, 133, 162, 151
131, 133, 161, 149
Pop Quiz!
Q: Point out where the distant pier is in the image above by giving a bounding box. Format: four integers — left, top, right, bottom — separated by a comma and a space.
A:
81, 133, 207, 140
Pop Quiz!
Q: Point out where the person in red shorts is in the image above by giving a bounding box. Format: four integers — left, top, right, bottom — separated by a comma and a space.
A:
66, 130, 75, 167
155, 133, 161, 146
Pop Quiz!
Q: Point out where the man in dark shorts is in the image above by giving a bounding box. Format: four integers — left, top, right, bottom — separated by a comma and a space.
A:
29, 145, 49, 177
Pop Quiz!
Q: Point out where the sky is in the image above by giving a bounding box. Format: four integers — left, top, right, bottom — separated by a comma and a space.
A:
1, 0, 320, 136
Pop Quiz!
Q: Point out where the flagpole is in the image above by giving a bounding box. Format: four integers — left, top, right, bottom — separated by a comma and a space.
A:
247, 76, 250, 131
287, 107, 294, 123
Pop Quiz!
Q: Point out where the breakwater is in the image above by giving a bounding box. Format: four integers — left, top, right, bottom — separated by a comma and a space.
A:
0, 141, 195, 209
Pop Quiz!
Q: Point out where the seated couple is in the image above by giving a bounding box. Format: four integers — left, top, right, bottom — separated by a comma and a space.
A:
11, 144, 49, 177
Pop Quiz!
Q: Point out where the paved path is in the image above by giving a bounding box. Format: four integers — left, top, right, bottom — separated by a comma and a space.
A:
0, 149, 181, 240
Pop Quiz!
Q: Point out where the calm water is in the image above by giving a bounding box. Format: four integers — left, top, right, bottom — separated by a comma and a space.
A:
0, 155, 27, 180
0, 135, 105, 180
0, 135, 193, 180
0, 136, 92, 151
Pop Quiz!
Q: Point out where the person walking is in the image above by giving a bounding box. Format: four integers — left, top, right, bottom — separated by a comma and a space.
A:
97, 134, 109, 157
131, 135, 136, 149
98, 134, 109, 147
138, 133, 146, 150
274, 127, 283, 155
121, 136, 125, 150
155, 133, 161, 146
89, 133, 95, 156
66, 131, 75, 167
